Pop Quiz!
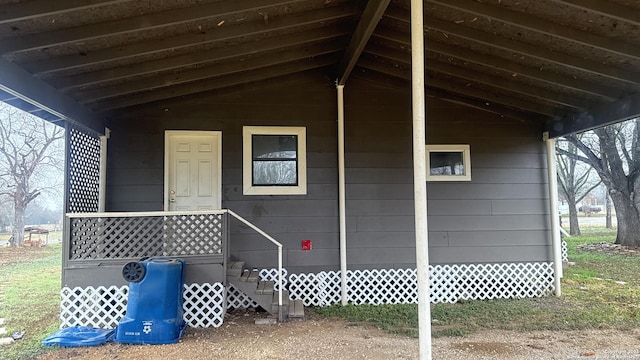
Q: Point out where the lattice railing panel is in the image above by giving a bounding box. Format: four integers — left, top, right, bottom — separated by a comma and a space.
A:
68, 213, 224, 260
164, 214, 224, 255
66, 125, 101, 213
61, 283, 226, 329
562, 240, 568, 262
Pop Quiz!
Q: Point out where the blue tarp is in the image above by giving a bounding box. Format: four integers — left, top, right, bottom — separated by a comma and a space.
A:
42, 326, 115, 347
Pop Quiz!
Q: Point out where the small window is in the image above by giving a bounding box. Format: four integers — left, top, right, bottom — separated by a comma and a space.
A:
243, 126, 307, 195
426, 144, 471, 181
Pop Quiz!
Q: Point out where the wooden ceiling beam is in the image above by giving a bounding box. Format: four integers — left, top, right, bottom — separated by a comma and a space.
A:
1, 0, 304, 54
371, 26, 622, 101
52, 25, 351, 90
91, 54, 338, 112
75, 41, 344, 103
0, 0, 130, 24
384, 8, 640, 85
357, 56, 566, 118
365, 43, 592, 110
550, 0, 640, 26
429, 0, 640, 60
23, 5, 357, 75
549, 93, 640, 137
336, 0, 390, 85
354, 68, 541, 122
0, 57, 103, 133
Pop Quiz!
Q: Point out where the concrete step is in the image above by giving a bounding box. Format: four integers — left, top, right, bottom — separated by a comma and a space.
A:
288, 299, 305, 319
240, 269, 259, 282
227, 261, 245, 277
256, 281, 274, 295
271, 290, 290, 315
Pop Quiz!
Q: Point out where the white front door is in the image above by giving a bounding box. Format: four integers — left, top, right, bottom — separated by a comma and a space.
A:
165, 131, 222, 211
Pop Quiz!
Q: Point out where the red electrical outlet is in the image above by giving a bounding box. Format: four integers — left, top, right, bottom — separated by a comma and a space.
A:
301, 240, 312, 250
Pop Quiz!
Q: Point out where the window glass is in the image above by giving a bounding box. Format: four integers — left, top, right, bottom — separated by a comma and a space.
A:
252, 135, 298, 185
243, 126, 307, 195
429, 151, 465, 176
426, 144, 471, 181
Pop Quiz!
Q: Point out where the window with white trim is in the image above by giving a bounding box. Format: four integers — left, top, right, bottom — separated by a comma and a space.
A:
243, 126, 307, 195
426, 144, 471, 181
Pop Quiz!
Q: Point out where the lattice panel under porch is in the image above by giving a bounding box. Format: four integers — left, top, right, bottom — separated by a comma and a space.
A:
288, 263, 555, 306
68, 213, 224, 260
562, 240, 568, 262
66, 125, 101, 213
60, 283, 226, 329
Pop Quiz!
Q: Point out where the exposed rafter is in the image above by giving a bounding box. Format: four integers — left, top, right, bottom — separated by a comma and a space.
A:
372, 26, 623, 101
383, 8, 640, 85
76, 41, 344, 103
52, 26, 350, 90
0, 57, 103, 133
429, 0, 640, 59
0, 0, 131, 24
22, 5, 357, 75
357, 56, 563, 118
0, 0, 305, 54
364, 43, 588, 110
92, 54, 338, 112
550, 0, 640, 26
336, 0, 390, 85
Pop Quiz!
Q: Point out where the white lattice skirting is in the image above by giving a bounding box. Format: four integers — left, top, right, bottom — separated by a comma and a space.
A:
60, 283, 226, 329
288, 262, 555, 306
60, 262, 555, 328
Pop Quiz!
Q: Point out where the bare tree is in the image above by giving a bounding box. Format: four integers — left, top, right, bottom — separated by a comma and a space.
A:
563, 119, 640, 246
556, 138, 601, 235
0, 104, 64, 246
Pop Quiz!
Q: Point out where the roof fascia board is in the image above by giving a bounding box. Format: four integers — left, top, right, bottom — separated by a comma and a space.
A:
0, 57, 104, 134
548, 93, 640, 137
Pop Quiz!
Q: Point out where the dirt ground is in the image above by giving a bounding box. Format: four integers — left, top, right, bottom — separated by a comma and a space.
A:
36, 309, 640, 360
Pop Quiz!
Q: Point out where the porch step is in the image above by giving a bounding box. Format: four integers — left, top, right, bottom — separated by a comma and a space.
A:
271, 290, 290, 314
256, 280, 274, 295
227, 261, 245, 277
288, 299, 305, 319
226, 262, 304, 322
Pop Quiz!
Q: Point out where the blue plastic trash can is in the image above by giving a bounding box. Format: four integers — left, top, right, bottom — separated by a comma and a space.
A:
115, 257, 186, 344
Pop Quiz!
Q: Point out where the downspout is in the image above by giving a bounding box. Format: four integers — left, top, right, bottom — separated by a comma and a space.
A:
544, 131, 563, 296
411, 1, 432, 359
98, 128, 110, 212
337, 84, 348, 305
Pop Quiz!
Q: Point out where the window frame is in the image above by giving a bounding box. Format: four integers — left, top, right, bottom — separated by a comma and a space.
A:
243, 126, 307, 195
426, 144, 471, 182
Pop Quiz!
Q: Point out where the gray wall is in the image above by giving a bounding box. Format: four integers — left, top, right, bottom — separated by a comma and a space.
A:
105, 71, 552, 274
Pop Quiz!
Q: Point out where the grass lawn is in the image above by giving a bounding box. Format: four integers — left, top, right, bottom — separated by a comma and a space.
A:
0, 245, 62, 360
0, 226, 635, 359
316, 227, 640, 338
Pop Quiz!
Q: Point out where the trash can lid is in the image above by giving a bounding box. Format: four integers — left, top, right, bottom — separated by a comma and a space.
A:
42, 326, 115, 347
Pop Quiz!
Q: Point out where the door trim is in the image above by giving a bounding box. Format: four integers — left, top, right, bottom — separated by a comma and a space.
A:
164, 130, 223, 211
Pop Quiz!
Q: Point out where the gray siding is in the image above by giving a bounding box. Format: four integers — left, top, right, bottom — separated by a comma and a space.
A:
105, 72, 552, 274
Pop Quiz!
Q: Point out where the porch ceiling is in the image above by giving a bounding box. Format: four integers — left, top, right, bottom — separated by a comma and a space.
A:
1, 0, 639, 136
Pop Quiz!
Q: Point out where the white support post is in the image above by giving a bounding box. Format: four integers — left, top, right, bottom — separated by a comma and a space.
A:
411, 1, 432, 359
544, 132, 563, 296
337, 84, 349, 306
98, 128, 110, 212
